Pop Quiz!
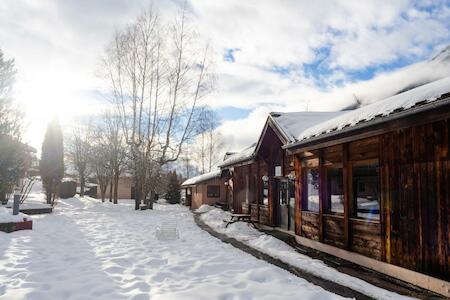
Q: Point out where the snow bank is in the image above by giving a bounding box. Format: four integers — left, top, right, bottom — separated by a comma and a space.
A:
201, 208, 414, 300
0, 195, 346, 300
195, 204, 216, 213
0, 207, 31, 223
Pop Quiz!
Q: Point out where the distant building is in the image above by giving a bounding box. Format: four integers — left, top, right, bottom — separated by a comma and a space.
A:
181, 170, 226, 210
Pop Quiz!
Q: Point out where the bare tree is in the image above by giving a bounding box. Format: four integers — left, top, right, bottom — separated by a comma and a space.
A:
88, 112, 127, 203
193, 107, 223, 173
66, 123, 92, 197
89, 139, 110, 202
100, 4, 214, 210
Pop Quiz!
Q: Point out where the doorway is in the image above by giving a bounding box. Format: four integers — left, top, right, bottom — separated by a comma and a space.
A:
275, 179, 287, 230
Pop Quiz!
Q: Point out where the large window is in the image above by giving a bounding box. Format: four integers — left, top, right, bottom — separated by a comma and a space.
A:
262, 179, 269, 205
305, 168, 320, 212
326, 168, 344, 213
207, 185, 220, 198
352, 163, 380, 220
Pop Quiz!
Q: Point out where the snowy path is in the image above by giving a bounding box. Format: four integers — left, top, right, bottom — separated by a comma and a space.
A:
0, 197, 346, 300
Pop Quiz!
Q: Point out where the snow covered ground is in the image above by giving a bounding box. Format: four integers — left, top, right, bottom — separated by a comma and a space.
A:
200, 206, 414, 300
0, 207, 31, 223
0, 196, 350, 300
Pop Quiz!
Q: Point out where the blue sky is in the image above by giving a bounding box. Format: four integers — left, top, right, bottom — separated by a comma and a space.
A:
0, 0, 449, 151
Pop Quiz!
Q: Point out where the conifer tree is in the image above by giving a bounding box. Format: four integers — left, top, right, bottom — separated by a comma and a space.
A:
40, 118, 64, 205
166, 171, 181, 204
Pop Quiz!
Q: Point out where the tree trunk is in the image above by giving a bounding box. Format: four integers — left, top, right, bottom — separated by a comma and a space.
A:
100, 182, 106, 202
148, 190, 154, 210
109, 177, 113, 202
80, 172, 85, 197
113, 168, 119, 204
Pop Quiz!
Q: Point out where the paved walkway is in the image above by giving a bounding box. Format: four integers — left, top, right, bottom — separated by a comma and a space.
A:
194, 213, 445, 300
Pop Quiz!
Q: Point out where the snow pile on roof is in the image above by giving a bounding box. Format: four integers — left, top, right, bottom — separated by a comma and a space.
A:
296, 76, 450, 142
181, 169, 222, 186
270, 112, 346, 142
0, 207, 32, 223
201, 208, 413, 300
218, 143, 257, 167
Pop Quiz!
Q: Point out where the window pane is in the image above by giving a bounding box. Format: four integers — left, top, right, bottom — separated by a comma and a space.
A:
328, 168, 344, 213
263, 180, 269, 205
207, 185, 220, 198
306, 169, 319, 212
353, 164, 380, 220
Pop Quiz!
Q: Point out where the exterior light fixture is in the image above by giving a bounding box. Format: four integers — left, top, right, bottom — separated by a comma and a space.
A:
262, 175, 269, 182
287, 173, 296, 181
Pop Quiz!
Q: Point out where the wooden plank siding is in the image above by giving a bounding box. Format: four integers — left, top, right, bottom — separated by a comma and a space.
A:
293, 118, 450, 280
222, 109, 449, 281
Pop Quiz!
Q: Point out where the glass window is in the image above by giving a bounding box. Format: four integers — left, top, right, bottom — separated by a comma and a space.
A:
327, 168, 344, 213
262, 179, 269, 205
353, 163, 380, 220
305, 168, 319, 212
288, 180, 295, 207
279, 181, 288, 205
207, 185, 220, 198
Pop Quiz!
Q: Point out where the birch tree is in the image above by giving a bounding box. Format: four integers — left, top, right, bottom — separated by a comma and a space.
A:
100, 5, 214, 210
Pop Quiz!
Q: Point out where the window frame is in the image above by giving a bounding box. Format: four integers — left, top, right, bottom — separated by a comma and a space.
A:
350, 159, 381, 221
206, 185, 220, 198
302, 166, 320, 213
324, 165, 345, 215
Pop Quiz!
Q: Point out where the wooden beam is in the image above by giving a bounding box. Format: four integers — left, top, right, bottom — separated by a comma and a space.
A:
319, 149, 325, 242
343, 143, 350, 250
294, 155, 302, 236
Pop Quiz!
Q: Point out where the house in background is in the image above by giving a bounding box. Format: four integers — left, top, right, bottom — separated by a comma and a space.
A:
181, 170, 226, 209
96, 176, 133, 200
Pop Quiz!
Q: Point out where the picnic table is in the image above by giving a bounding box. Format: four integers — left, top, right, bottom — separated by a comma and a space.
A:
224, 213, 258, 228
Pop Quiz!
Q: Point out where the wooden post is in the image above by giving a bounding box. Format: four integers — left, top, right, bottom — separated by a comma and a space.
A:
294, 155, 302, 236
257, 159, 261, 222
319, 149, 325, 242
343, 143, 350, 250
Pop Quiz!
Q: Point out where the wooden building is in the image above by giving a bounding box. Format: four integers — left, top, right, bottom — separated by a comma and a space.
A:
216, 77, 450, 296
96, 176, 133, 199
181, 170, 227, 210
219, 112, 342, 230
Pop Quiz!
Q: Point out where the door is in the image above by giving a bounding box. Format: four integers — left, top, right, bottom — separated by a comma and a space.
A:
185, 188, 192, 207
276, 179, 289, 230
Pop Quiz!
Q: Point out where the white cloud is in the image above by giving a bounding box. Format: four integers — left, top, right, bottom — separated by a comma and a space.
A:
0, 0, 448, 153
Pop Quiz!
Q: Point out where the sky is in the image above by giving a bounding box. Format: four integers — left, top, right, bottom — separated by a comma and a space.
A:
1, 0, 450, 153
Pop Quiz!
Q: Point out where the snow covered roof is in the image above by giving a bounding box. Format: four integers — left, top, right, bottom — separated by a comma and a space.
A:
218, 143, 257, 168
287, 76, 450, 146
269, 111, 346, 143
181, 169, 222, 186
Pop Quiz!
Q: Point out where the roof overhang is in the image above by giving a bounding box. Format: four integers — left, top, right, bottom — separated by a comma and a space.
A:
285, 96, 450, 154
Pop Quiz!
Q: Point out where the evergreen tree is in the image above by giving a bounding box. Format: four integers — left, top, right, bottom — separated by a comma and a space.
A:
166, 171, 181, 204
40, 118, 64, 205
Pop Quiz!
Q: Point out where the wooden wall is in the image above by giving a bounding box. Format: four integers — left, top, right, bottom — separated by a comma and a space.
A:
190, 177, 227, 210
380, 119, 450, 279
294, 118, 450, 280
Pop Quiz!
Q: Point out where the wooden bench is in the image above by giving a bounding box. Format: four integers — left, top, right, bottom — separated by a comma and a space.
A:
224, 213, 259, 228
